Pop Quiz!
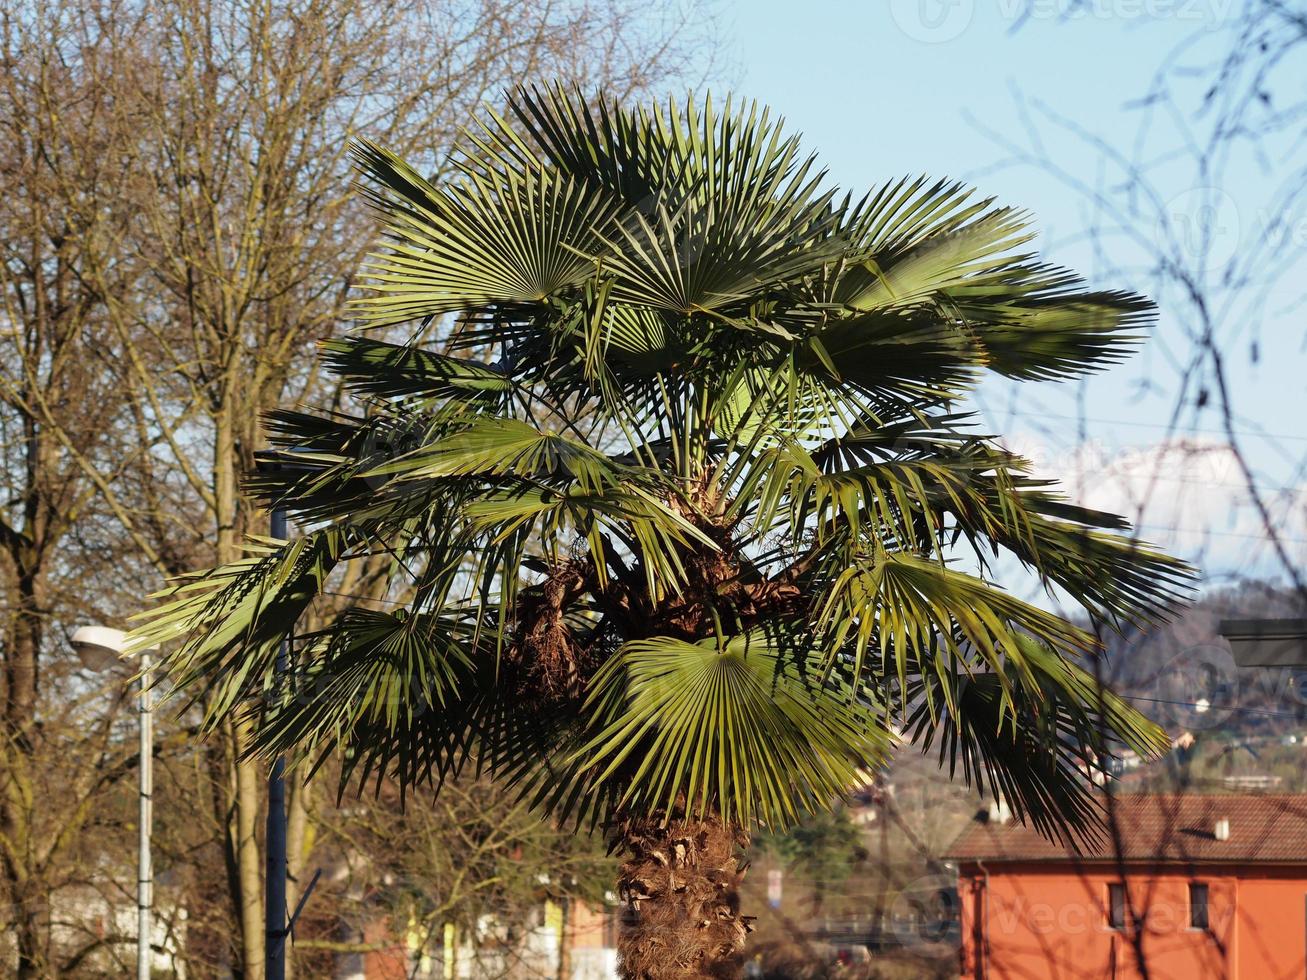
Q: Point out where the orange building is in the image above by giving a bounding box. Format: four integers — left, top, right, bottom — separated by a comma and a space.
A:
948, 794, 1307, 980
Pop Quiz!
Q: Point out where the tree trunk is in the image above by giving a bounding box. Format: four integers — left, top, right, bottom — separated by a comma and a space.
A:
215, 408, 267, 980
557, 897, 572, 980
284, 772, 313, 980
14, 896, 47, 980
233, 720, 266, 980
5, 574, 41, 746
615, 810, 751, 980
6, 571, 48, 978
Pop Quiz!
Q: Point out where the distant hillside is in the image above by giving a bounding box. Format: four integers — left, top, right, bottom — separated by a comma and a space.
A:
1101, 582, 1306, 740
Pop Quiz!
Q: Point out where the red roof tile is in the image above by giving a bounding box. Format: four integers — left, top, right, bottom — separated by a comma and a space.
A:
947, 794, 1307, 864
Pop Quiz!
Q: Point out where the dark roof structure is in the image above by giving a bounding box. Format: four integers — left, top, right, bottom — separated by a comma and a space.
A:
947, 794, 1307, 864
1218, 617, 1307, 667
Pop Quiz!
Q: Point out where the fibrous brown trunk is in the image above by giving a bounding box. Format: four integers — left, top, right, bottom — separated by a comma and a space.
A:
615, 810, 752, 980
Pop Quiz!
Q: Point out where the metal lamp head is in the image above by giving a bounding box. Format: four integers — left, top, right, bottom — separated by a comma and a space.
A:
71, 625, 129, 671
1218, 618, 1307, 668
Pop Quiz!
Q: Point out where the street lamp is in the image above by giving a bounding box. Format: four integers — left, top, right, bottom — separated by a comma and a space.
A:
1218, 618, 1307, 668
71, 625, 154, 980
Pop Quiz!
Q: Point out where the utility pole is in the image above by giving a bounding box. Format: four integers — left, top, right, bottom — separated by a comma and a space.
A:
257, 448, 322, 979
266, 503, 289, 980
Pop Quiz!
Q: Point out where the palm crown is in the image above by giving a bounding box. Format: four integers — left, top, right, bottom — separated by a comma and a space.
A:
137, 87, 1191, 849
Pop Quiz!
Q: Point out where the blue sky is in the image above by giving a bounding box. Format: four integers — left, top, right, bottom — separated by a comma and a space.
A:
714, 0, 1307, 587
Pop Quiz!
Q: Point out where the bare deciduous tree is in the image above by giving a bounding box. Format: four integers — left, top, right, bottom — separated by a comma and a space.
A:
0, 0, 715, 975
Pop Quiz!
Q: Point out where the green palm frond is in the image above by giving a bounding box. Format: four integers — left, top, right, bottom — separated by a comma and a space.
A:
840, 208, 1035, 314
360, 416, 624, 485
131, 528, 354, 725
332, 638, 575, 802
475, 83, 669, 206
949, 264, 1154, 380
134, 89, 1194, 846
903, 635, 1170, 847
461, 483, 708, 597
353, 138, 622, 326
745, 437, 986, 551
320, 336, 513, 403
827, 178, 1154, 383
842, 175, 991, 258
598, 103, 845, 313
814, 550, 1096, 691
741, 422, 1192, 630
562, 633, 890, 827
803, 310, 983, 403
249, 607, 476, 765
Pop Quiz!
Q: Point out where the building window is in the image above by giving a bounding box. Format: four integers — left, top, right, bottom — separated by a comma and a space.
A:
1189, 883, 1209, 930
1107, 883, 1127, 930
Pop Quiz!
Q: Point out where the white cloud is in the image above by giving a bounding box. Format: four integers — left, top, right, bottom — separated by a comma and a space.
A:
1000, 434, 1307, 582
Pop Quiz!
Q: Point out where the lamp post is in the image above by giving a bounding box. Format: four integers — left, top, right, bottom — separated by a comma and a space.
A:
253, 448, 320, 978
71, 625, 154, 980
266, 504, 288, 980
255, 447, 305, 980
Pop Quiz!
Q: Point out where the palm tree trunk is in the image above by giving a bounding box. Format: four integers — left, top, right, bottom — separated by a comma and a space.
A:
615, 810, 751, 980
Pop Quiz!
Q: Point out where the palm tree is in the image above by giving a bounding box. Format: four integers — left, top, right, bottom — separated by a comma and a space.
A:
136, 87, 1192, 979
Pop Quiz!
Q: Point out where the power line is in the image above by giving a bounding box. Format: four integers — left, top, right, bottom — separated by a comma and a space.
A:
1078, 475, 1305, 493
1131, 524, 1307, 545
978, 408, 1307, 444
1122, 693, 1306, 721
